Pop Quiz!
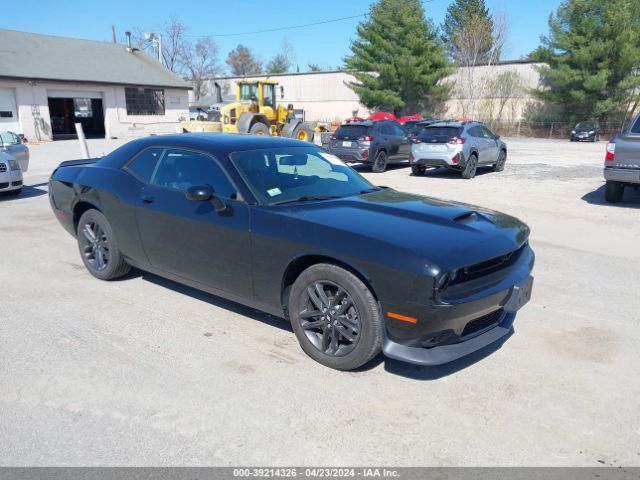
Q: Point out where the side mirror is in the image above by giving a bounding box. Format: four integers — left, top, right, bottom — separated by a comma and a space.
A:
186, 185, 228, 213
186, 185, 213, 202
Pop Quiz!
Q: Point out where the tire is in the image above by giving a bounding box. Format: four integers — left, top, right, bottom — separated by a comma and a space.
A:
605, 181, 624, 203
77, 209, 131, 280
288, 263, 382, 371
411, 165, 426, 176
292, 123, 314, 143
461, 153, 478, 179
372, 150, 388, 173
249, 122, 270, 136
493, 150, 507, 172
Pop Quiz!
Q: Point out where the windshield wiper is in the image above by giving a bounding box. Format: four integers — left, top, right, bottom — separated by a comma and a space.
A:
271, 195, 342, 206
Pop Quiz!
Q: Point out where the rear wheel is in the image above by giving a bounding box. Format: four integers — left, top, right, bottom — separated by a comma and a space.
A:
372, 150, 388, 173
605, 181, 624, 203
293, 123, 314, 142
77, 209, 130, 280
461, 153, 478, 179
249, 123, 270, 136
411, 165, 426, 176
289, 264, 382, 370
493, 150, 507, 172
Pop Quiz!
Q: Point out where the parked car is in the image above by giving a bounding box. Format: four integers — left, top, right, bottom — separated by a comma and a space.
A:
401, 118, 440, 138
409, 121, 507, 179
327, 120, 411, 172
49, 134, 534, 371
0, 150, 23, 195
603, 114, 640, 202
0, 131, 29, 172
570, 121, 599, 142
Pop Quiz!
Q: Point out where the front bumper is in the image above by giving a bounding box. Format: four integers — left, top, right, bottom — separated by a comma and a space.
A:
570, 133, 595, 141
604, 167, 640, 184
0, 170, 23, 191
381, 245, 534, 366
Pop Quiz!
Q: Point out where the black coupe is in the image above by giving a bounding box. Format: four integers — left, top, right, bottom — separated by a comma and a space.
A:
49, 134, 534, 370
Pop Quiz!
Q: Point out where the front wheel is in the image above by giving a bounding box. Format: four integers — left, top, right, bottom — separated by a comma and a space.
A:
493, 150, 506, 172
249, 122, 270, 136
293, 123, 314, 142
77, 209, 131, 280
372, 150, 388, 173
605, 181, 624, 203
288, 264, 382, 370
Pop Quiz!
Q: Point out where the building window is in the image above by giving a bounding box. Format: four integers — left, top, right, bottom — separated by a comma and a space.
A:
125, 87, 165, 116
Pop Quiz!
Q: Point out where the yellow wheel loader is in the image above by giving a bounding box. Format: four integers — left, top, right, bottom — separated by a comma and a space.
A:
181, 80, 314, 142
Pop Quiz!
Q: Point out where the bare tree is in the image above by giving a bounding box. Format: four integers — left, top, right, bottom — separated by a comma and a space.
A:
161, 17, 188, 74
226, 45, 262, 76
266, 39, 295, 74
183, 37, 222, 100
450, 10, 507, 119
488, 70, 523, 127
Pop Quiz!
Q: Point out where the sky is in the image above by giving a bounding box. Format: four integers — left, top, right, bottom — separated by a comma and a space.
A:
3, 0, 561, 73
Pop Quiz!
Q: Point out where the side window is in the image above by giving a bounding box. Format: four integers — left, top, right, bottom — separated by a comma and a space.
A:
126, 148, 164, 183
481, 126, 496, 139
631, 116, 640, 134
392, 124, 405, 136
151, 149, 236, 198
468, 126, 482, 138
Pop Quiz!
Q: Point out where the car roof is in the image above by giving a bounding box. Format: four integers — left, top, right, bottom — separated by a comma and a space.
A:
426, 120, 482, 128
99, 133, 317, 168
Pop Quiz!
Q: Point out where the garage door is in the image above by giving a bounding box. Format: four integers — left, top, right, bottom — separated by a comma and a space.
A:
0, 88, 19, 132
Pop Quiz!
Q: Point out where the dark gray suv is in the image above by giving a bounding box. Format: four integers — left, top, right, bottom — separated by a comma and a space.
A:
327, 120, 411, 172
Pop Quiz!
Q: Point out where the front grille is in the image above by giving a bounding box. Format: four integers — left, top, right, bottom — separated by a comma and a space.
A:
461, 309, 504, 338
11, 180, 22, 187
0, 163, 6, 173
0, 182, 9, 189
455, 244, 526, 284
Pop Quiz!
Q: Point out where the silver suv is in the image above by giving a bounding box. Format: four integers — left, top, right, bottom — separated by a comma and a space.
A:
409, 121, 507, 179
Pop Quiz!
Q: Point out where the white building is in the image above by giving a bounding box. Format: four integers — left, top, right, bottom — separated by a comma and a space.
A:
0, 28, 191, 142
198, 61, 543, 124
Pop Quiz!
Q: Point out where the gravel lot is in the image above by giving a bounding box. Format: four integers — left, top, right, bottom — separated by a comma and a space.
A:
1, 136, 639, 466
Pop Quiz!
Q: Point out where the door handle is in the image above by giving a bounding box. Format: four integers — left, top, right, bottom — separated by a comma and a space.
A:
141, 194, 155, 204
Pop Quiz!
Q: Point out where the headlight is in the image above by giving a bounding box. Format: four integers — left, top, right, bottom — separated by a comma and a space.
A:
589, 130, 595, 134
8, 159, 20, 171
571, 130, 576, 134
435, 269, 459, 291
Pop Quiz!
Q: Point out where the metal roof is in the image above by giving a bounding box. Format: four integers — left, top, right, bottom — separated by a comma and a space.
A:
0, 28, 191, 90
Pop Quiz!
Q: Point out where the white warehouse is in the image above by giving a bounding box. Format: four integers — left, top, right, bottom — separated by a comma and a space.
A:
0, 28, 191, 142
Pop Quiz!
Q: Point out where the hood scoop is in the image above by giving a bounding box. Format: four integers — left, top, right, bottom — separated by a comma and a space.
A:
453, 211, 481, 223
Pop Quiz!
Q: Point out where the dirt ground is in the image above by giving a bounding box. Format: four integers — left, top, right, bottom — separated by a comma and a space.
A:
1, 136, 638, 466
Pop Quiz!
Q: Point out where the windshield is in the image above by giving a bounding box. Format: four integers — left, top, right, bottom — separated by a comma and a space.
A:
575, 122, 595, 131
231, 147, 375, 205
239, 83, 258, 101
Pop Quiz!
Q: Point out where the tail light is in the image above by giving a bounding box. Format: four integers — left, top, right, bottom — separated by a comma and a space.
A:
449, 137, 466, 145
605, 142, 615, 161
329, 135, 336, 141
409, 153, 415, 161
453, 153, 460, 164
358, 135, 374, 142
362, 151, 368, 159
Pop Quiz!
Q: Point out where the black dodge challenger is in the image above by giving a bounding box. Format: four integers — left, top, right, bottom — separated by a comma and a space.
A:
49, 134, 534, 370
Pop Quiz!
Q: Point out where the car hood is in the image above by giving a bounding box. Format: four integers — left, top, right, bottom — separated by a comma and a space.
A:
280, 189, 529, 271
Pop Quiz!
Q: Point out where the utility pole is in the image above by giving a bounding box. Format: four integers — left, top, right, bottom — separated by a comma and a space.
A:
158, 34, 163, 66
111, 25, 116, 43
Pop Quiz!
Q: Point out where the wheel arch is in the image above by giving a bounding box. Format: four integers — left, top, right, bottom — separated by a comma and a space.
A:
73, 200, 102, 234
280, 254, 378, 318
237, 112, 270, 133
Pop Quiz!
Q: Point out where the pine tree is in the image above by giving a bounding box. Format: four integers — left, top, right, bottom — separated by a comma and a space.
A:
343, 0, 451, 115
531, 0, 640, 122
442, 0, 495, 63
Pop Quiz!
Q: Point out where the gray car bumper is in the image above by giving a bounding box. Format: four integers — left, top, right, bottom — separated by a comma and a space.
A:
604, 167, 640, 184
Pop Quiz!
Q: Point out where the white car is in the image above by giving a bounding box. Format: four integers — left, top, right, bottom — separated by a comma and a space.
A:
0, 150, 23, 195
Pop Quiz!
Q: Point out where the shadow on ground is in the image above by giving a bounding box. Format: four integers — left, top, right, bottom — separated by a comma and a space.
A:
582, 184, 640, 209
110, 269, 510, 379
0, 183, 48, 201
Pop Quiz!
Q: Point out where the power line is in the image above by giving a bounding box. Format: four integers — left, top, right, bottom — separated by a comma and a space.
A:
185, 14, 367, 38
